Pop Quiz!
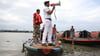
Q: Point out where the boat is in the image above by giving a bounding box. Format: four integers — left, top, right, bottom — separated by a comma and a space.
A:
57, 30, 100, 45
22, 39, 63, 56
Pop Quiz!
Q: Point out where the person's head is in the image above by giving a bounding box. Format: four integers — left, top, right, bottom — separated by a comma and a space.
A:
54, 24, 56, 28
36, 9, 40, 14
44, 1, 50, 7
71, 26, 73, 28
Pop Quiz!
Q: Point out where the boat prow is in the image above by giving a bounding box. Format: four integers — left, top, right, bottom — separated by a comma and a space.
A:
23, 41, 63, 56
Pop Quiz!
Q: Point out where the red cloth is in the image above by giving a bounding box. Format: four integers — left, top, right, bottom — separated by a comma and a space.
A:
33, 13, 42, 25
56, 44, 60, 47
42, 49, 51, 54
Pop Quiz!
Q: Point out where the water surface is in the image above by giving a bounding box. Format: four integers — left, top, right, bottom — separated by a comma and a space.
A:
0, 32, 100, 56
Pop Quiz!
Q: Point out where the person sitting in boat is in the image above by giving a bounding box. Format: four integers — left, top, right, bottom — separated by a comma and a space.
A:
33, 9, 43, 42
42, 1, 55, 46
70, 26, 75, 39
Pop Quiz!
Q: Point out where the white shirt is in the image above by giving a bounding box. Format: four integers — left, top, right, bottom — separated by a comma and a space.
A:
43, 6, 51, 19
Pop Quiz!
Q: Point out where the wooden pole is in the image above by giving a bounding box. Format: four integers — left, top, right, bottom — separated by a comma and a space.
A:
71, 32, 75, 55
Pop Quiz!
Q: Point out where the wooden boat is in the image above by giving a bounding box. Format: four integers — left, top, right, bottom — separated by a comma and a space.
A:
22, 39, 63, 56
57, 30, 100, 45
58, 38, 100, 45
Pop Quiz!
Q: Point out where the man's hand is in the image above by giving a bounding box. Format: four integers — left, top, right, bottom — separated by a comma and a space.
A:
53, 5, 55, 10
47, 5, 55, 15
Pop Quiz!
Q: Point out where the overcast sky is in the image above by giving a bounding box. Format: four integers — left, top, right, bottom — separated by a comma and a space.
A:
0, 0, 100, 31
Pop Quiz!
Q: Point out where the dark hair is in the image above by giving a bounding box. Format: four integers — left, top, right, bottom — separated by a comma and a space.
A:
54, 24, 56, 26
44, 1, 49, 5
36, 9, 40, 12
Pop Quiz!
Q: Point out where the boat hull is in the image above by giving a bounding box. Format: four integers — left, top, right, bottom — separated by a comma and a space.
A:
62, 39, 100, 45
24, 43, 63, 56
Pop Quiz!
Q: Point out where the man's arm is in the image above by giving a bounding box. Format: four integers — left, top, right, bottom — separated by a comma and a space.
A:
47, 5, 55, 15
56, 28, 59, 33
33, 13, 36, 24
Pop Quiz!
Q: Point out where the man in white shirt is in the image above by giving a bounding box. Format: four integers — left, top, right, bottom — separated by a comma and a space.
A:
42, 1, 55, 46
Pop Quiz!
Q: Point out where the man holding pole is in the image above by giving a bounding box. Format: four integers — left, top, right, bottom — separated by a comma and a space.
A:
70, 26, 75, 39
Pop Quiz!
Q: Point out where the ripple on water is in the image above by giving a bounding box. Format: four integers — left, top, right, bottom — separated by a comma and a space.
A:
62, 43, 100, 56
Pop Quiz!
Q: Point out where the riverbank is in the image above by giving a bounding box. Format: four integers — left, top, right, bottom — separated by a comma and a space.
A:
0, 30, 33, 33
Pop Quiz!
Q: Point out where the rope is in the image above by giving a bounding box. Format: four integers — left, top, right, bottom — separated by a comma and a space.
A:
54, 8, 57, 20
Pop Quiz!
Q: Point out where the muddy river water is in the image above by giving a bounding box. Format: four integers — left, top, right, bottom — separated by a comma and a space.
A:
0, 32, 100, 56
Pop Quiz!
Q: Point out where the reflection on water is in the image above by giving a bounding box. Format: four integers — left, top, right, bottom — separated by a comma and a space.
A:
0, 32, 100, 56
